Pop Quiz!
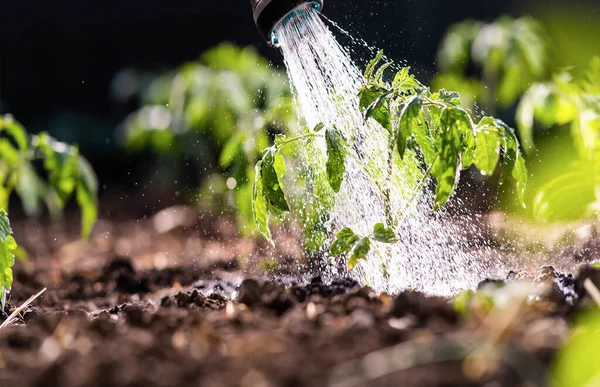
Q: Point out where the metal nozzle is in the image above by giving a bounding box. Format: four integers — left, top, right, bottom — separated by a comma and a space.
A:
251, 0, 323, 46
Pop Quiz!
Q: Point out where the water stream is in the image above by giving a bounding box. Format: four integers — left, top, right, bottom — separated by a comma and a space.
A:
274, 6, 502, 295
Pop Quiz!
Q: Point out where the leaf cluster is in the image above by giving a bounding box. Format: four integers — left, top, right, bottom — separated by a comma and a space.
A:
517, 58, 600, 221
0, 115, 98, 307
435, 16, 550, 109
330, 223, 397, 269
120, 44, 296, 235
360, 52, 528, 209
252, 124, 347, 244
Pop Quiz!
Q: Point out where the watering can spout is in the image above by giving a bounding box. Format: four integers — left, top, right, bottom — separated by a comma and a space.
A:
251, 0, 323, 46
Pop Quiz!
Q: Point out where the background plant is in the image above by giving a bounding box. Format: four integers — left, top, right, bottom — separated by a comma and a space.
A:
119, 44, 297, 235
434, 16, 550, 115
518, 58, 600, 221
0, 114, 98, 309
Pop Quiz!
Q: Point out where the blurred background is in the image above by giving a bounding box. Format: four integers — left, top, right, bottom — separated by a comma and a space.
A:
1, 0, 599, 221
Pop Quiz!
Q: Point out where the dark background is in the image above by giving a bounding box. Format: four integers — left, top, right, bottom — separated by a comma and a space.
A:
0, 0, 596, 207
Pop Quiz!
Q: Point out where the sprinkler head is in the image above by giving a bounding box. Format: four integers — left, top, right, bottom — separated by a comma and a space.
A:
251, 0, 323, 46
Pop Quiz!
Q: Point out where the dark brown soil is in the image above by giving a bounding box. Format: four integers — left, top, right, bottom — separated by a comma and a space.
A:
1, 208, 599, 387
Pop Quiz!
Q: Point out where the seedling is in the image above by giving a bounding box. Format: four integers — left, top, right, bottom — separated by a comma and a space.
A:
252, 52, 528, 270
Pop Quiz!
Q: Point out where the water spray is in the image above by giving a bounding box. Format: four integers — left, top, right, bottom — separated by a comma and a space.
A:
251, 0, 323, 46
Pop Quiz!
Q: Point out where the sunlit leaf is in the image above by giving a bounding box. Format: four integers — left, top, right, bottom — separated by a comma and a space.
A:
432, 108, 468, 209
397, 95, 422, 159
474, 128, 501, 176
260, 149, 289, 214
372, 223, 398, 243
325, 126, 348, 193
364, 91, 393, 135
364, 50, 384, 83
252, 160, 272, 245
348, 237, 371, 269
0, 211, 16, 311
330, 227, 359, 256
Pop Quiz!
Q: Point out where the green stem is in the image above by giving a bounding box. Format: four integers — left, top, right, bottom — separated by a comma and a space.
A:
277, 133, 319, 148
384, 131, 396, 228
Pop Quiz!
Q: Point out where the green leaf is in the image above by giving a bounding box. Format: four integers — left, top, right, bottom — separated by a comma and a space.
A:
513, 151, 528, 207
0, 211, 16, 310
16, 161, 45, 216
0, 115, 28, 152
219, 134, 246, 169
392, 67, 410, 87
432, 108, 469, 209
516, 89, 535, 153
374, 61, 393, 84
260, 149, 289, 214
325, 127, 348, 193
438, 89, 462, 106
313, 122, 325, 132
397, 95, 422, 159
474, 128, 501, 176
364, 50, 384, 82
348, 237, 371, 270
252, 160, 273, 245
330, 227, 360, 256
365, 92, 393, 134
372, 223, 398, 243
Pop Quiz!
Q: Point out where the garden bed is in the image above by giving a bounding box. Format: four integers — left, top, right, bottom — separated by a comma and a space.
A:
1, 207, 598, 386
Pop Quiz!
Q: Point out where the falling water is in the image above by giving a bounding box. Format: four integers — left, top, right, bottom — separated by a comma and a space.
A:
274, 5, 502, 295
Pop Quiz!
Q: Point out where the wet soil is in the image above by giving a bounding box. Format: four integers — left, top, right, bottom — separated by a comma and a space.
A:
1, 208, 600, 387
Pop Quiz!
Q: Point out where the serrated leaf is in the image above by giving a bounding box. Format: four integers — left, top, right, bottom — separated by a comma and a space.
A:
393, 67, 410, 87
372, 223, 398, 243
432, 108, 470, 209
365, 92, 393, 134
364, 50, 384, 82
314, 122, 325, 132
260, 149, 289, 214
330, 227, 359, 256
439, 89, 462, 106
252, 160, 272, 245
374, 61, 393, 84
397, 95, 422, 159
348, 237, 371, 270
474, 129, 501, 176
326, 127, 347, 193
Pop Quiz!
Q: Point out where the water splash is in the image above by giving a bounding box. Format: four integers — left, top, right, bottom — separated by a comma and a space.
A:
275, 6, 502, 295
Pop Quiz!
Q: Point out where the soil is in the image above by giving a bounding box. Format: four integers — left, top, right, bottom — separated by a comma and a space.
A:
1, 207, 599, 387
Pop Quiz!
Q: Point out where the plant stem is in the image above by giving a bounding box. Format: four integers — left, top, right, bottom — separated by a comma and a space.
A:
277, 133, 318, 148
384, 132, 396, 229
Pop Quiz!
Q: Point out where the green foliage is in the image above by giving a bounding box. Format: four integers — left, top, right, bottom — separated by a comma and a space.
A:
518, 58, 600, 221
329, 223, 397, 269
121, 44, 296, 235
252, 52, 528, 270
0, 211, 16, 310
325, 126, 347, 193
435, 16, 550, 111
359, 52, 528, 210
552, 310, 600, 386
0, 115, 98, 306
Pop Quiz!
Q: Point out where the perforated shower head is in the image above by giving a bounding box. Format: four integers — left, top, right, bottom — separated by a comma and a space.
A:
251, 0, 323, 46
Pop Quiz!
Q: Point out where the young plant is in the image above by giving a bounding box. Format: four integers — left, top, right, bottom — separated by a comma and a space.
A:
252, 52, 528, 270
0, 114, 98, 309
120, 44, 296, 235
